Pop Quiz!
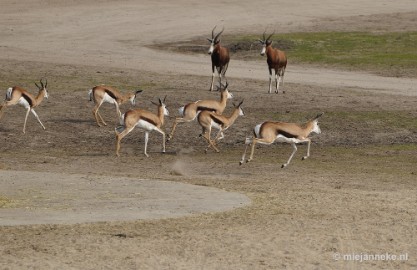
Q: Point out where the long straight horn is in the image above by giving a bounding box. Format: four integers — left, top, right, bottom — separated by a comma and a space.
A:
238, 99, 244, 107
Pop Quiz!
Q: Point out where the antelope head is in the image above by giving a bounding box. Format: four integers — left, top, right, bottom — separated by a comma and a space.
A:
207, 26, 224, 55
129, 89, 143, 106
35, 78, 49, 100
152, 96, 169, 116
233, 100, 245, 116
258, 31, 274, 56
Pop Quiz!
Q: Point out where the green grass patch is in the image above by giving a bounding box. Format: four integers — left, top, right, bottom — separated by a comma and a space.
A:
165, 31, 417, 77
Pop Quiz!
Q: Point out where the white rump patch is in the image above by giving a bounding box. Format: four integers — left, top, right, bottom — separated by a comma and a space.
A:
254, 123, 263, 138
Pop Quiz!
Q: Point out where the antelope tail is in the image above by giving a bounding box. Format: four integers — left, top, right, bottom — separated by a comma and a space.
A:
88, 89, 93, 101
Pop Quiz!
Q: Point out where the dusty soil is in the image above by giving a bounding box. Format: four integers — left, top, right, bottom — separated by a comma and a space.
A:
0, 1, 417, 269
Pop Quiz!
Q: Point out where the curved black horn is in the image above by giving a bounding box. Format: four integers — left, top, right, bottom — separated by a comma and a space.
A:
238, 99, 244, 107
214, 27, 224, 42
211, 25, 217, 39
266, 31, 275, 41
163, 95, 167, 103
262, 30, 266, 41
35, 82, 41, 89
40, 79, 44, 89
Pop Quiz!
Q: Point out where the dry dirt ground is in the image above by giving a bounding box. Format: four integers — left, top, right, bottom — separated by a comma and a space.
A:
1, 1, 417, 269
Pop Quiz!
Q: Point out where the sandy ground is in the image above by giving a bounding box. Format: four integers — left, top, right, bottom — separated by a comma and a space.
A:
0, 1, 417, 269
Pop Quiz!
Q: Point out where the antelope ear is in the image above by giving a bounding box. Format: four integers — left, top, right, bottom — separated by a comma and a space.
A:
151, 101, 158, 106
315, 112, 324, 119
163, 95, 167, 103
135, 89, 143, 95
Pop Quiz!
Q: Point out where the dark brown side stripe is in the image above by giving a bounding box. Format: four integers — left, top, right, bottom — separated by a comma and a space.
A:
210, 114, 224, 126
21, 93, 33, 107
139, 116, 157, 126
197, 106, 216, 112
104, 89, 117, 100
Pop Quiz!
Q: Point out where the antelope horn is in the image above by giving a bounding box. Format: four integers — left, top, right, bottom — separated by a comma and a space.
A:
135, 89, 143, 95
262, 30, 266, 41
211, 25, 217, 39
315, 112, 324, 119
151, 100, 159, 106
35, 82, 41, 90
214, 27, 224, 42
238, 99, 244, 107
163, 95, 167, 103
266, 31, 275, 41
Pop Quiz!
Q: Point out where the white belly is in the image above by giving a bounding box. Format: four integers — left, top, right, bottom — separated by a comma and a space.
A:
103, 93, 116, 104
18, 97, 30, 109
135, 119, 156, 131
275, 134, 302, 144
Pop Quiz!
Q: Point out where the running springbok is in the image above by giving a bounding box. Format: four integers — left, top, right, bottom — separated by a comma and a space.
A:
115, 97, 169, 157
198, 100, 244, 153
0, 79, 48, 133
167, 83, 233, 141
240, 113, 323, 168
88, 85, 143, 127
259, 31, 287, 94
208, 26, 230, 91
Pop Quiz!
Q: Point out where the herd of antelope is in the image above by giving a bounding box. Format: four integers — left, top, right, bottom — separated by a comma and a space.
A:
0, 27, 322, 168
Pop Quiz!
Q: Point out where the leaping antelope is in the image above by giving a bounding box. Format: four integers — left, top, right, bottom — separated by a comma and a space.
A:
259, 31, 287, 94
88, 85, 143, 127
167, 83, 233, 141
115, 97, 169, 157
208, 26, 230, 91
0, 79, 48, 133
198, 100, 244, 153
240, 113, 323, 168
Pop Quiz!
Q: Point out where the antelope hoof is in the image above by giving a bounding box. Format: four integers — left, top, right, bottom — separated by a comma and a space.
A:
275, 90, 279, 94
302, 156, 308, 160
144, 153, 149, 158
281, 163, 288, 169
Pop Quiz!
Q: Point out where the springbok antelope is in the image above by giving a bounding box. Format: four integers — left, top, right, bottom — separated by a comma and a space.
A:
259, 31, 287, 94
208, 26, 230, 91
167, 83, 233, 141
0, 79, 48, 133
88, 85, 143, 127
198, 100, 244, 153
240, 113, 323, 168
115, 97, 169, 157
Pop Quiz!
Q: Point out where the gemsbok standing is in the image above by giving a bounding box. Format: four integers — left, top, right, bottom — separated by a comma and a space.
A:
258, 31, 287, 94
88, 85, 143, 127
240, 113, 323, 168
0, 79, 48, 133
115, 97, 169, 157
198, 100, 244, 153
167, 83, 233, 141
207, 26, 230, 91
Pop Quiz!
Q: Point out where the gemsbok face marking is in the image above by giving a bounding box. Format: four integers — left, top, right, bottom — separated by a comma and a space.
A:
258, 31, 287, 94
0, 78, 49, 133
240, 113, 323, 168
207, 26, 230, 91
